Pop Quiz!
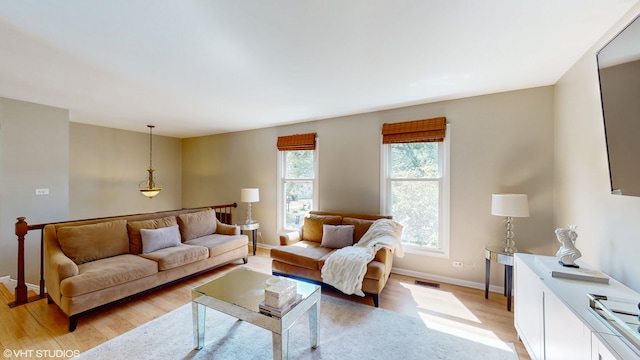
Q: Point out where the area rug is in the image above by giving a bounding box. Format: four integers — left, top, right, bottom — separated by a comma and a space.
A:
76, 295, 518, 360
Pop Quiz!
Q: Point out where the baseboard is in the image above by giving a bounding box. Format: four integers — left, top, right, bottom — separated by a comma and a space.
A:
391, 267, 506, 294
0, 276, 42, 294
256, 243, 275, 250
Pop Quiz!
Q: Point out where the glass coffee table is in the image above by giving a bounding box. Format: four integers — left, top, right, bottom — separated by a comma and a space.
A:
191, 267, 321, 359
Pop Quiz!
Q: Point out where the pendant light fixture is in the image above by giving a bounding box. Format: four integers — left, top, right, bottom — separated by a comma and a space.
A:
139, 125, 162, 198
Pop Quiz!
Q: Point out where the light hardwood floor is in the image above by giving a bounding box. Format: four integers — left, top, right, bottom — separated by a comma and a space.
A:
0, 248, 529, 359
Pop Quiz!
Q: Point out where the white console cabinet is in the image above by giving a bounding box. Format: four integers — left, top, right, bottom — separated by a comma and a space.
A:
543, 286, 591, 359
514, 256, 544, 359
514, 254, 640, 360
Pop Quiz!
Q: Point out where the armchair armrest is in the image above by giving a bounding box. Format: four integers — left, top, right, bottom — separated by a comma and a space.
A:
374, 247, 392, 263
279, 230, 302, 245
374, 248, 394, 276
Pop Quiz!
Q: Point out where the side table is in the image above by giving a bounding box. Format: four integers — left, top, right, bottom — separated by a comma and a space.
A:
238, 222, 259, 255
484, 245, 522, 311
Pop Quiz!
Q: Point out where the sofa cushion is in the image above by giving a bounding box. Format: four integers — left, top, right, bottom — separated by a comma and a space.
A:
127, 216, 178, 255
177, 209, 217, 241
139, 244, 209, 271
342, 217, 376, 242
302, 215, 342, 243
60, 254, 158, 297
57, 219, 129, 265
184, 233, 248, 257
321, 224, 355, 249
270, 241, 335, 270
140, 225, 181, 254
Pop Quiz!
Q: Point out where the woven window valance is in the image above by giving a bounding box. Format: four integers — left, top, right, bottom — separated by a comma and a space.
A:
277, 133, 317, 151
382, 117, 447, 144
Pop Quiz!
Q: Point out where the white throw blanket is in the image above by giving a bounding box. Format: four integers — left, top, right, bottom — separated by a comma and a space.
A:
321, 219, 403, 296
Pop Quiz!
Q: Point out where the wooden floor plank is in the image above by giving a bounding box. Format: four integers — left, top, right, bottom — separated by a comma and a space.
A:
0, 249, 529, 359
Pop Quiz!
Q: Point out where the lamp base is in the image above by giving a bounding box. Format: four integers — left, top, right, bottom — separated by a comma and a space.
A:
245, 202, 253, 224
503, 216, 517, 254
504, 245, 517, 255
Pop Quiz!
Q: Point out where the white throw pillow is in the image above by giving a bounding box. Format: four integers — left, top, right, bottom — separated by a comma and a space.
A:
321, 224, 355, 249
140, 225, 181, 254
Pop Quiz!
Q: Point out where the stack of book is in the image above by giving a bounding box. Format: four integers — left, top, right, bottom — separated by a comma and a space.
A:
259, 295, 302, 317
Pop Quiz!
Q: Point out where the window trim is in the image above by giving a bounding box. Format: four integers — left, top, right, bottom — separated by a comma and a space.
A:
277, 141, 319, 233
380, 125, 450, 258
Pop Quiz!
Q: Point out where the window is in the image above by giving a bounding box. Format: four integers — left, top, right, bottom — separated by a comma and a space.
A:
381, 118, 449, 257
277, 133, 318, 231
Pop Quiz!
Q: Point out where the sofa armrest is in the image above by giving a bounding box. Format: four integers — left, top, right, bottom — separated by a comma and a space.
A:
44, 225, 79, 304
54, 251, 79, 280
279, 230, 302, 245
216, 219, 240, 235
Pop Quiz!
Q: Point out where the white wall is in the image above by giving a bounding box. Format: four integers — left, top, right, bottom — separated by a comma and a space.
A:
0, 98, 69, 283
555, 4, 640, 292
183, 86, 556, 286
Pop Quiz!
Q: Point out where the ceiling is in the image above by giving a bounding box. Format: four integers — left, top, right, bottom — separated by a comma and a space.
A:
0, 1, 638, 138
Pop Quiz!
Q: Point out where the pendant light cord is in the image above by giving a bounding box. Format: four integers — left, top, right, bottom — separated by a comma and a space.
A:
148, 125, 154, 170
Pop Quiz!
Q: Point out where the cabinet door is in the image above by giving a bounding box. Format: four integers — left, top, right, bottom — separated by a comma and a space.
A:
544, 288, 591, 360
514, 256, 545, 360
591, 333, 617, 360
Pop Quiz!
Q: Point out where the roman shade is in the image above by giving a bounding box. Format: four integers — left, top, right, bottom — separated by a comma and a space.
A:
382, 117, 446, 144
277, 133, 317, 151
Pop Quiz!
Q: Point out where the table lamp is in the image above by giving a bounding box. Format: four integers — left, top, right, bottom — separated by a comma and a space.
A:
241, 188, 259, 224
491, 193, 529, 254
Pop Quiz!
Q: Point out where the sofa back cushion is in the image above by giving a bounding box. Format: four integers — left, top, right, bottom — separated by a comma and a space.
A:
342, 217, 376, 242
127, 216, 178, 254
177, 209, 218, 241
302, 215, 342, 243
57, 219, 129, 265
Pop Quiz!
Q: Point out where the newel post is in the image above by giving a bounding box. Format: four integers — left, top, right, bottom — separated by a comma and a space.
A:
13, 217, 28, 305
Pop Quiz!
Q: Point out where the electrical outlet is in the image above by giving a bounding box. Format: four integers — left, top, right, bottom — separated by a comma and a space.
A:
453, 261, 463, 268
35, 188, 49, 195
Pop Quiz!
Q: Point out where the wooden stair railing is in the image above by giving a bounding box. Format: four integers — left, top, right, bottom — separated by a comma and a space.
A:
9, 203, 237, 308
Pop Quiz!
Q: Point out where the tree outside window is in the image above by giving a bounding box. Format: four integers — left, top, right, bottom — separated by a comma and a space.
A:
389, 142, 441, 247
282, 150, 315, 230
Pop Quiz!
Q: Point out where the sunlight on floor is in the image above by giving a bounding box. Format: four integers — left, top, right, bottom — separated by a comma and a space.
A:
418, 311, 515, 352
401, 281, 515, 353
401, 281, 479, 322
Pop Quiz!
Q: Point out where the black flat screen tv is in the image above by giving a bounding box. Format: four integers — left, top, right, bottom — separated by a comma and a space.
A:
597, 14, 640, 196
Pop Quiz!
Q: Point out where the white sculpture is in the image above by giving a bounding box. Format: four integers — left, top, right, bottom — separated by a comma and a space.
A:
555, 225, 581, 267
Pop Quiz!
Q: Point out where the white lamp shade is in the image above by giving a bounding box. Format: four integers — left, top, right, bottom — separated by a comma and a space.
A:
241, 188, 260, 203
491, 194, 529, 217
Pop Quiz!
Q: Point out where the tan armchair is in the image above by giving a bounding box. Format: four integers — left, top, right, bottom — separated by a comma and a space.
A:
270, 211, 394, 307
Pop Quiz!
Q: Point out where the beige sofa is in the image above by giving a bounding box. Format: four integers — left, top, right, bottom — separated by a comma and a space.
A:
270, 211, 393, 307
44, 207, 248, 331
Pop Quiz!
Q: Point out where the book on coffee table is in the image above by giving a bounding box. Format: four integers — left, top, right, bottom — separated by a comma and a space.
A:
259, 295, 303, 317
